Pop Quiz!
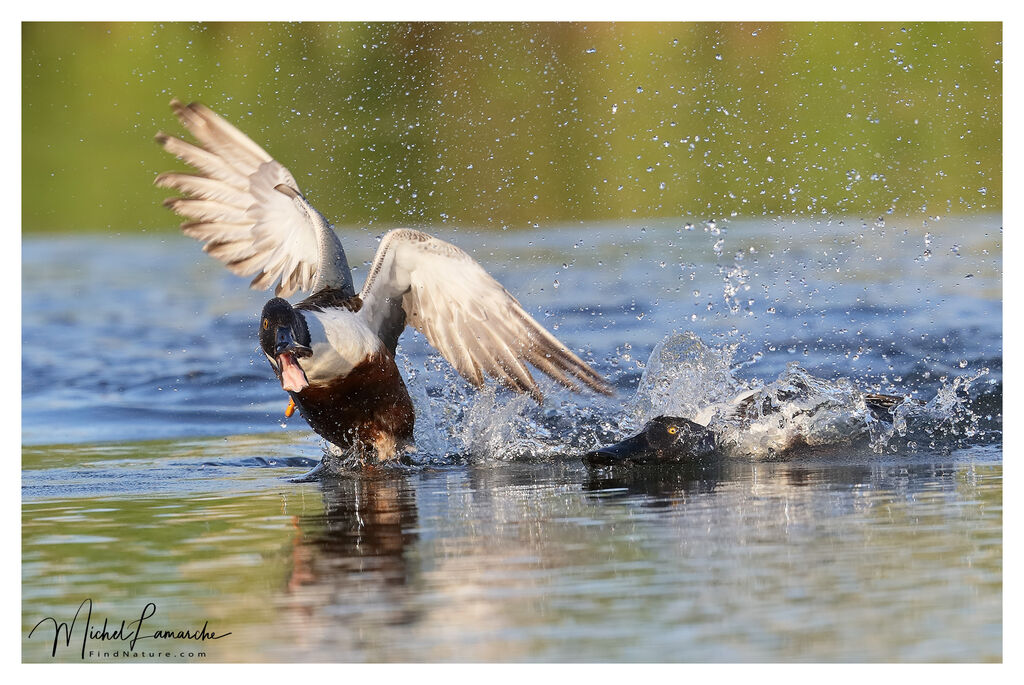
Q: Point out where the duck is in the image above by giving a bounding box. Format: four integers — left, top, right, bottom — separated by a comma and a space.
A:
155, 100, 613, 462
583, 388, 911, 467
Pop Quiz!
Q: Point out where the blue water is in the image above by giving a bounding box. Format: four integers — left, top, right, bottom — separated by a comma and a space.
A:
22, 217, 1001, 448
22, 216, 1001, 662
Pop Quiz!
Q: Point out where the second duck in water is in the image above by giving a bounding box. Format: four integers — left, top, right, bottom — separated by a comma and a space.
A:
583, 390, 911, 466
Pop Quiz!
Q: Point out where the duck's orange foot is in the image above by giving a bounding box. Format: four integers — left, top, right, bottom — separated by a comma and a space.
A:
285, 397, 297, 418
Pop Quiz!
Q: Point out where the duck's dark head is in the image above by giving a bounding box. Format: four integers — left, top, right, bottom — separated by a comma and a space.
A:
259, 298, 313, 393
583, 416, 718, 467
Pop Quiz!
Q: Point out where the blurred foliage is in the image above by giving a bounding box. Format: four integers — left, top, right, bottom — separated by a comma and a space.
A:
22, 22, 1001, 233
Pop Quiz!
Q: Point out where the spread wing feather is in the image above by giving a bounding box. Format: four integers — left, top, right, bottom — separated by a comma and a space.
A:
359, 229, 613, 402
155, 99, 352, 297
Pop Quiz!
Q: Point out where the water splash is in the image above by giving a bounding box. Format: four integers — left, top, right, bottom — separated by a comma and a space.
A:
626, 331, 993, 458
625, 331, 744, 429
453, 385, 548, 460
712, 365, 874, 457
398, 353, 611, 462
315, 330, 993, 469
865, 367, 991, 453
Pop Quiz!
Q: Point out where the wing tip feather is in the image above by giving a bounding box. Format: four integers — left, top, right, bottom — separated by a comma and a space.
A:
153, 171, 175, 188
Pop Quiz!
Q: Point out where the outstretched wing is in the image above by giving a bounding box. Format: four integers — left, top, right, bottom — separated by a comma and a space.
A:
359, 229, 613, 402
154, 99, 354, 297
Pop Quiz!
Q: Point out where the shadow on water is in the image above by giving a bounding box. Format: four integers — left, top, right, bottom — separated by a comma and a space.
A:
579, 456, 973, 509
583, 461, 730, 503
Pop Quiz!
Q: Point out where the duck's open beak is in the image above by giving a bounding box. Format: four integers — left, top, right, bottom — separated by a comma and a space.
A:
582, 432, 654, 467
274, 327, 312, 393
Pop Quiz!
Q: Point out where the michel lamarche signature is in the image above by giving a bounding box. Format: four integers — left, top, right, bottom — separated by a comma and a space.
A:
28, 598, 231, 659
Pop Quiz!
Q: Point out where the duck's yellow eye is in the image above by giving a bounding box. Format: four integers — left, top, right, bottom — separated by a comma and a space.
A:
262, 318, 269, 330
667, 425, 678, 435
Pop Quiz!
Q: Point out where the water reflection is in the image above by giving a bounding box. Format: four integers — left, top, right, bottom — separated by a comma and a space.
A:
282, 473, 421, 633
22, 442, 1000, 662
580, 455, 974, 512
262, 457, 999, 661
583, 462, 727, 504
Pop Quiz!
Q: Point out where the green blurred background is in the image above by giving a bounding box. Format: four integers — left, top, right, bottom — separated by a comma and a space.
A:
22, 22, 1001, 233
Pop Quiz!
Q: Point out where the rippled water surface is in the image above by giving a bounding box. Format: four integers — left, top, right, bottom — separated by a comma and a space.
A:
22, 218, 1001, 661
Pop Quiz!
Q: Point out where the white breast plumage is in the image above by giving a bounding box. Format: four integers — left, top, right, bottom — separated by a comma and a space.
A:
299, 308, 384, 385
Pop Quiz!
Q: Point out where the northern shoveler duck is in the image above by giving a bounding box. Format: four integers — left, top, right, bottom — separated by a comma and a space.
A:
155, 100, 613, 462
583, 391, 911, 466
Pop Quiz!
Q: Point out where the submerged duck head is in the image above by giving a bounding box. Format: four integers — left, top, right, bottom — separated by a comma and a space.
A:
583, 416, 718, 467
259, 298, 314, 393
